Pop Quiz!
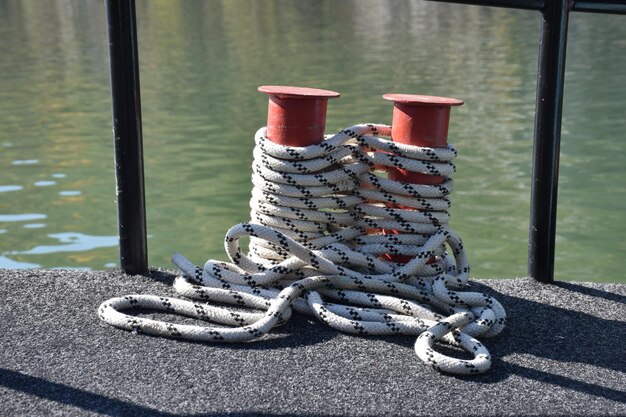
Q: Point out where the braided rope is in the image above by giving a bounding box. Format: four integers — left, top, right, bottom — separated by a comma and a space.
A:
98, 124, 506, 375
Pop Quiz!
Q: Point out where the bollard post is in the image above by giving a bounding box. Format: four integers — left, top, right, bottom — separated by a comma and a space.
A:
382, 94, 463, 263
254, 85, 340, 247
258, 86, 340, 146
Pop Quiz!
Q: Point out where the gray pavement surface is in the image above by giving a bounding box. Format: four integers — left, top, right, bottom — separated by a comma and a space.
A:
0, 268, 625, 416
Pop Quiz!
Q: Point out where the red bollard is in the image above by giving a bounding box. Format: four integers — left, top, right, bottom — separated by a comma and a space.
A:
383, 94, 463, 184
382, 93, 463, 263
258, 86, 340, 146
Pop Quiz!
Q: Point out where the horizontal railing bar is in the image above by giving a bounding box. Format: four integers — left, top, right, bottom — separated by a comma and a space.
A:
426, 0, 543, 11
572, 1, 626, 14
429, 0, 626, 14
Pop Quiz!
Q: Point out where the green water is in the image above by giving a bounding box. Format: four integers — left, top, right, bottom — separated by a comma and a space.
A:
1, 0, 625, 282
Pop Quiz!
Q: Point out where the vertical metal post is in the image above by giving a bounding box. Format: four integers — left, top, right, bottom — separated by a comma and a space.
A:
528, 0, 570, 283
105, 0, 148, 275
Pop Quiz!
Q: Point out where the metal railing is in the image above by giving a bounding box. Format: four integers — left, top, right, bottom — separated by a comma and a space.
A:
104, 0, 626, 282
431, 0, 625, 285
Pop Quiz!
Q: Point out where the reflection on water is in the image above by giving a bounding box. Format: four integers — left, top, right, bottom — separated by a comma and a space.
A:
23, 223, 46, 229
11, 160, 39, 165
0, 0, 624, 282
0, 214, 47, 222
0, 255, 40, 269
0, 185, 23, 192
33, 180, 57, 187
9, 232, 117, 255
58, 190, 81, 196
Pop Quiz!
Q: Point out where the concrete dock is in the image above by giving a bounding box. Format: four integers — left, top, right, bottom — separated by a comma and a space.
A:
1, 269, 624, 416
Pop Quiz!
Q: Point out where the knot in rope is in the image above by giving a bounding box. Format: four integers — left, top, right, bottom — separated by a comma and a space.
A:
99, 124, 506, 375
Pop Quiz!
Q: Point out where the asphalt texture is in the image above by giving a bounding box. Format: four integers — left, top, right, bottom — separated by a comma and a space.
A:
0, 268, 624, 417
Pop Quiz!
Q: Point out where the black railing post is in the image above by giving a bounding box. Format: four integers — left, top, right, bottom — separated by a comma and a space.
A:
528, 0, 570, 283
105, 0, 148, 275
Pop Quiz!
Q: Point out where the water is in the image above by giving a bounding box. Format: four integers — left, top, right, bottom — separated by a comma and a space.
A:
1, 0, 624, 282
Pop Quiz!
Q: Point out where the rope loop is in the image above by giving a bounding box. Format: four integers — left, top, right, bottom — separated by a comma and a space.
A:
414, 312, 492, 374
98, 124, 506, 376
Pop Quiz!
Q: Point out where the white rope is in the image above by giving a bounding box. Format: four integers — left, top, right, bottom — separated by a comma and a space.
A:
98, 124, 506, 375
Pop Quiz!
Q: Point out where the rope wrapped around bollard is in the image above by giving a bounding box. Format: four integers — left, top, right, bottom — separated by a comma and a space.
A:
98, 124, 505, 375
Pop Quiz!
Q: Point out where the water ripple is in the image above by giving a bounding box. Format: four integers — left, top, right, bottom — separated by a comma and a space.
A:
33, 181, 56, 187
10, 233, 117, 255
11, 160, 39, 165
0, 214, 47, 222
0, 255, 40, 269
0, 185, 23, 193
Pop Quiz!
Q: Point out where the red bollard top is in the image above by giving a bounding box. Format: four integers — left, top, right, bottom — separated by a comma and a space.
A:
258, 86, 340, 147
383, 93, 463, 185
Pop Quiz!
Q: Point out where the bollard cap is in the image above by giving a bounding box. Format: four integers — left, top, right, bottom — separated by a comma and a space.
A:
259, 85, 341, 99
259, 86, 340, 146
383, 94, 463, 107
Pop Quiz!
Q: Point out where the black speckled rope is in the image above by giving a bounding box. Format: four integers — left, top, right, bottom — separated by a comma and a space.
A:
99, 125, 506, 375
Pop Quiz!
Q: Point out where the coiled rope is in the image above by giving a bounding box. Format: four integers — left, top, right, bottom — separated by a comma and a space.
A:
98, 124, 506, 375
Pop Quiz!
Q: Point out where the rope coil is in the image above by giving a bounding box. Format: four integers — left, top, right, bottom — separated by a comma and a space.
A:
98, 124, 506, 375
